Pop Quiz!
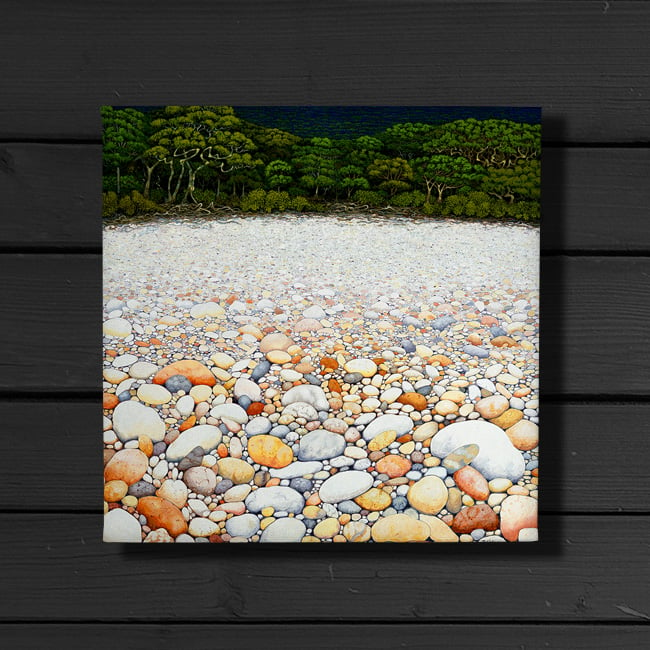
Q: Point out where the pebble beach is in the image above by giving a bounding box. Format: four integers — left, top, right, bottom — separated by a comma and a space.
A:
102, 214, 539, 543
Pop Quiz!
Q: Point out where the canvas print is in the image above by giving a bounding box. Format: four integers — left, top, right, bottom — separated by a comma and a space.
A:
102, 106, 540, 543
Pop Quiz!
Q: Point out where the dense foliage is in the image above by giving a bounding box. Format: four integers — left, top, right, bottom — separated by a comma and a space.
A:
102, 106, 541, 222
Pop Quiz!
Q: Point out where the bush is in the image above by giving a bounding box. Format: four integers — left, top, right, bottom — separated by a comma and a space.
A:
290, 196, 311, 212
102, 192, 118, 218
264, 190, 291, 213
352, 189, 386, 207
240, 188, 267, 212
392, 190, 426, 208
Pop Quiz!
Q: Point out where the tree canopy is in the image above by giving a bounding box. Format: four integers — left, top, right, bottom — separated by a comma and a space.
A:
101, 106, 541, 222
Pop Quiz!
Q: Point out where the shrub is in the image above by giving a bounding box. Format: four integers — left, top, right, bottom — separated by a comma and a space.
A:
352, 189, 386, 207
102, 192, 118, 218
392, 190, 426, 208
264, 190, 291, 213
192, 189, 216, 204
290, 196, 311, 212
240, 188, 267, 212
102, 174, 142, 195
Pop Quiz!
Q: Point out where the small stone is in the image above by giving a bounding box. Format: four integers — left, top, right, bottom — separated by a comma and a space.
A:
298, 429, 346, 461
211, 352, 236, 369
475, 395, 509, 419
412, 421, 438, 442
342, 521, 371, 542
245, 486, 305, 514
354, 488, 392, 511
128, 361, 158, 380
375, 455, 412, 478
505, 420, 539, 451
247, 435, 294, 468
233, 377, 262, 402
362, 415, 413, 442
420, 515, 459, 542
368, 429, 397, 451
103, 318, 132, 338
452, 504, 499, 533
155, 479, 188, 508
217, 458, 255, 484
442, 444, 480, 472
153, 360, 216, 387
344, 358, 378, 378
282, 385, 329, 411
313, 517, 340, 539
188, 518, 219, 537
164, 375, 193, 393
226, 514, 260, 538
190, 302, 225, 318
104, 479, 128, 502
407, 476, 448, 515
488, 478, 513, 493
137, 496, 188, 537
136, 383, 172, 405
259, 332, 294, 353
490, 409, 524, 430
183, 466, 217, 495
143, 528, 173, 543
453, 466, 489, 500
396, 393, 428, 410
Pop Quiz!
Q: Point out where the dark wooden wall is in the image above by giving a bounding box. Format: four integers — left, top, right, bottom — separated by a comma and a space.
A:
1, 1, 649, 647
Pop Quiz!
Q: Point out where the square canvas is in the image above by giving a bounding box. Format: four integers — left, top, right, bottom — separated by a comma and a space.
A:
102, 106, 540, 543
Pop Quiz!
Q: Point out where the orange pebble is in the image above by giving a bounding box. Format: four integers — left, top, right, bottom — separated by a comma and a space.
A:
396, 434, 412, 443
138, 435, 153, 457
532, 467, 539, 477
265, 477, 281, 487
103, 393, 119, 410
179, 415, 196, 432
431, 354, 453, 366
320, 357, 339, 370
247, 402, 265, 416
328, 378, 342, 394
150, 338, 162, 345
306, 493, 321, 506
217, 443, 228, 458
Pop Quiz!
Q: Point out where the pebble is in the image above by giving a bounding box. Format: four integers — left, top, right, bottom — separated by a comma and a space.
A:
166, 425, 223, 461
112, 401, 165, 443
319, 471, 374, 503
298, 429, 346, 461
103, 508, 142, 542
371, 513, 430, 542
500, 495, 538, 542
260, 517, 306, 542
226, 514, 260, 538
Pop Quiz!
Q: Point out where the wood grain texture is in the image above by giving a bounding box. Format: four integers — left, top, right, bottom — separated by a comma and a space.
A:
2, 143, 649, 251
1, 1, 650, 141
1, 255, 648, 394
0, 514, 647, 621
1, 401, 647, 513
2, 624, 649, 649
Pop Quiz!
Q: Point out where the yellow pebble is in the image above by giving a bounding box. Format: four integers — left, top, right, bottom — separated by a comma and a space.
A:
261, 506, 275, 517
260, 517, 275, 530
303, 505, 322, 518
368, 429, 397, 451
121, 495, 138, 508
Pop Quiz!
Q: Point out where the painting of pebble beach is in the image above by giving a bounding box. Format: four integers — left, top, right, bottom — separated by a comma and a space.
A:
102, 106, 540, 543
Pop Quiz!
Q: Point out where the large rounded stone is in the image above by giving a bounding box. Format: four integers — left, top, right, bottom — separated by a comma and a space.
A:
319, 471, 373, 503
103, 508, 142, 543
344, 358, 378, 378
298, 429, 346, 461
153, 360, 216, 387
247, 435, 293, 468
371, 513, 430, 542
505, 420, 539, 451
113, 401, 165, 443
260, 517, 306, 542
103, 318, 132, 339
281, 385, 329, 411
137, 496, 188, 537
136, 383, 172, 405
183, 466, 217, 495
452, 504, 499, 533
475, 395, 509, 420
104, 449, 148, 486
166, 425, 222, 461
259, 332, 294, 353
217, 458, 255, 484
245, 486, 305, 514
500, 495, 538, 542
428, 420, 525, 482
407, 476, 448, 515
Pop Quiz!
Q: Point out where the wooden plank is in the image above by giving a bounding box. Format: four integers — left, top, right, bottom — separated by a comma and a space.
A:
1, 143, 649, 251
0, 255, 648, 394
1, 401, 647, 513
1, 623, 649, 649
0, 514, 647, 621
1, 1, 650, 141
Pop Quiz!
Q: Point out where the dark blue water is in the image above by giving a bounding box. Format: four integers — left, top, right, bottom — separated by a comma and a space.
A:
233, 106, 541, 139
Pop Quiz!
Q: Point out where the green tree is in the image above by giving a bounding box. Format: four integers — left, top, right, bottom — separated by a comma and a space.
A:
367, 157, 413, 196
147, 105, 260, 203
101, 107, 148, 195
427, 119, 541, 168
380, 122, 437, 159
412, 154, 483, 203
480, 160, 541, 202
265, 160, 293, 190
291, 137, 340, 197
338, 165, 370, 198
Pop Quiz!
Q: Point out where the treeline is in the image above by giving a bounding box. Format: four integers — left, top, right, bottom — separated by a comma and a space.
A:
101, 106, 541, 222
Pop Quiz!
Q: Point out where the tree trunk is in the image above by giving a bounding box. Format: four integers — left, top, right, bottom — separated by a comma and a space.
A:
116, 166, 121, 196
437, 186, 444, 202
